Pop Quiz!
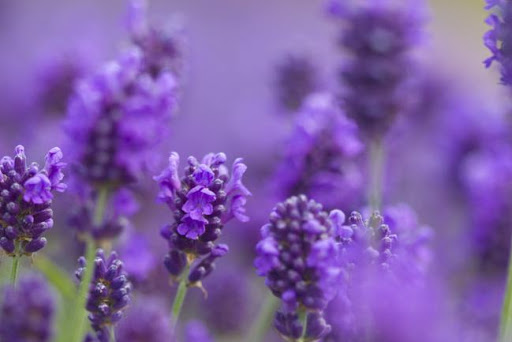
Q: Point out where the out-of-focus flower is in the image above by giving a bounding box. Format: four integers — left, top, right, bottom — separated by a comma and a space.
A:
155, 152, 251, 284
274, 92, 363, 210
0, 145, 66, 255
484, 0, 512, 86
128, 0, 186, 80
64, 47, 177, 188
255, 195, 342, 341
118, 231, 157, 282
330, 0, 425, 138
0, 274, 55, 342
184, 320, 215, 342
116, 300, 173, 342
76, 250, 131, 342
275, 54, 318, 112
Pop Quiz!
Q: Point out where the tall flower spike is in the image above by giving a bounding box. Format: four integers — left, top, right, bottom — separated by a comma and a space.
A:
484, 0, 512, 86
64, 47, 177, 188
76, 250, 131, 341
274, 92, 363, 209
330, 0, 424, 138
275, 54, 318, 112
128, 0, 186, 79
0, 274, 56, 342
254, 195, 342, 341
0, 146, 66, 255
155, 152, 251, 283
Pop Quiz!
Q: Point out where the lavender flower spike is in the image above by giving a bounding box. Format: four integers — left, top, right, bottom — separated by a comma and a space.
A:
484, 0, 512, 86
0, 145, 66, 255
330, 0, 425, 137
255, 195, 341, 341
0, 274, 56, 342
155, 152, 250, 282
64, 47, 177, 188
76, 250, 131, 342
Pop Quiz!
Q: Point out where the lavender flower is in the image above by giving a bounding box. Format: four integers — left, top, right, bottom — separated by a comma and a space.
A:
274, 92, 363, 210
0, 145, 66, 255
255, 195, 342, 341
116, 300, 172, 342
155, 152, 250, 282
484, 0, 512, 86
0, 274, 55, 342
76, 250, 131, 341
330, 0, 424, 137
275, 54, 318, 112
64, 47, 177, 188
128, 0, 186, 79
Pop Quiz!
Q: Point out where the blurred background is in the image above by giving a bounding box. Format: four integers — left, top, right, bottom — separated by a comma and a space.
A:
0, 0, 508, 341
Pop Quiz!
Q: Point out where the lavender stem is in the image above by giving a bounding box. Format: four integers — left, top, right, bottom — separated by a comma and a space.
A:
171, 265, 190, 330
10, 242, 20, 286
499, 243, 512, 341
247, 294, 280, 342
368, 138, 384, 211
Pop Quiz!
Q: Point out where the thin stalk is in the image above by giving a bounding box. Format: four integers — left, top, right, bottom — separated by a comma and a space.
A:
10, 242, 20, 286
171, 266, 189, 331
368, 138, 384, 212
499, 238, 512, 341
246, 294, 280, 342
298, 308, 308, 342
69, 186, 109, 342
109, 326, 116, 342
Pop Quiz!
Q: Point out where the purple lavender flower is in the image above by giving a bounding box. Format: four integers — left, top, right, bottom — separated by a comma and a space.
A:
0, 274, 55, 342
118, 231, 157, 283
0, 145, 66, 255
484, 0, 512, 86
128, 0, 186, 79
184, 320, 214, 342
64, 47, 177, 188
275, 54, 318, 112
330, 0, 424, 138
76, 250, 131, 341
116, 300, 173, 342
255, 195, 342, 341
274, 92, 363, 210
155, 152, 250, 282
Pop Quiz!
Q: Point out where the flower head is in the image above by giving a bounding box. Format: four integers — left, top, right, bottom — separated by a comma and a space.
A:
155, 152, 250, 283
274, 92, 363, 209
65, 47, 177, 188
0, 146, 66, 255
76, 250, 131, 341
330, 0, 424, 137
0, 274, 55, 342
484, 0, 512, 86
116, 300, 172, 342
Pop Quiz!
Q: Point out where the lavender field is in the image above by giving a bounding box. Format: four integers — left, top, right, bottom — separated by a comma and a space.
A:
0, 1, 508, 341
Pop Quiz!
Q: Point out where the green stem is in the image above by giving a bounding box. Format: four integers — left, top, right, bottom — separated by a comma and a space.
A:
109, 326, 116, 342
171, 274, 189, 331
70, 237, 96, 342
368, 138, 384, 212
499, 237, 512, 341
246, 294, 280, 342
10, 245, 20, 286
298, 308, 308, 342
94, 187, 110, 226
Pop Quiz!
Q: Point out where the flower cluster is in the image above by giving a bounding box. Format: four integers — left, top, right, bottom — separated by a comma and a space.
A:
255, 195, 342, 341
275, 54, 318, 112
0, 146, 66, 255
64, 47, 177, 188
76, 250, 131, 342
0, 274, 55, 342
128, 0, 186, 79
274, 92, 363, 210
155, 152, 251, 281
329, 0, 423, 138
484, 0, 512, 86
